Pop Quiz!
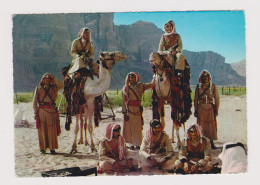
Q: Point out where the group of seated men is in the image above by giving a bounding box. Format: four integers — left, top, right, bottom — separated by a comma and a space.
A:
97, 119, 216, 174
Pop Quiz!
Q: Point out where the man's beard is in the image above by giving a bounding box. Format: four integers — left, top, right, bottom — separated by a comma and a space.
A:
112, 135, 120, 139
43, 84, 50, 88
153, 131, 161, 136
191, 136, 200, 141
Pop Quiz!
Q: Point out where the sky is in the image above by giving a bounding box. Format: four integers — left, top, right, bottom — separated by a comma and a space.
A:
114, 11, 245, 64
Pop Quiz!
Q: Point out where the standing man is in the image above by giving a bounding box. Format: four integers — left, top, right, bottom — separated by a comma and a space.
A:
122, 72, 155, 150
158, 20, 186, 74
139, 119, 177, 172
194, 70, 220, 149
97, 122, 139, 174
174, 124, 214, 174
33, 73, 64, 154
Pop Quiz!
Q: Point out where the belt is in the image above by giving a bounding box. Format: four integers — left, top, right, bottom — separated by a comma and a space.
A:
128, 100, 141, 107
199, 99, 213, 104
39, 102, 55, 107
39, 105, 55, 109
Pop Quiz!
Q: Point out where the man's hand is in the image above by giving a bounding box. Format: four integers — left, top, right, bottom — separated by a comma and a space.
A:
34, 112, 39, 120
159, 156, 170, 166
171, 51, 177, 55
151, 76, 156, 87
190, 163, 200, 173
113, 161, 123, 172
148, 156, 158, 167
183, 162, 190, 173
123, 113, 129, 121
127, 158, 133, 169
194, 110, 198, 117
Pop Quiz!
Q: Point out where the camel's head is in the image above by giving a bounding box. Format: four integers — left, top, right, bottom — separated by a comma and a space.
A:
149, 51, 173, 69
99, 51, 127, 69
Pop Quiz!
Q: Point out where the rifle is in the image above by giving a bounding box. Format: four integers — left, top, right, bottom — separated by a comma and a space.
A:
169, 43, 179, 54
167, 43, 179, 72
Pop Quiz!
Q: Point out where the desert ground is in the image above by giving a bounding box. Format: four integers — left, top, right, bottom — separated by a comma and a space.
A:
14, 94, 247, 177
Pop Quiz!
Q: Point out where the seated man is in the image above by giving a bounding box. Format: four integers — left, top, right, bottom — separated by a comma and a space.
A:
158, 20, 186, 75
174, 124, 214, 174
139, 119, 177, 171
97, 122, 140, 174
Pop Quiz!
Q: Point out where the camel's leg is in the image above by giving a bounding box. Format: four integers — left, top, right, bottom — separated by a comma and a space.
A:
84, 111, 89, 146
88, 115, 96, 152
78, 109, 84, 145
158, 104, 165, 128
71, 114, 80, 154
172, 121, 175, 143
175, 125, 181, 150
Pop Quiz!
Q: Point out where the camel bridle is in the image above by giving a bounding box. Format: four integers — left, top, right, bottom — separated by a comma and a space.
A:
153, 56, 171, 101
99, 52, 116, 70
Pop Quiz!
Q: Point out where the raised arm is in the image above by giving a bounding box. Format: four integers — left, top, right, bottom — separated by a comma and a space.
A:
53, 76, 64, 91
141, 76, 155, 93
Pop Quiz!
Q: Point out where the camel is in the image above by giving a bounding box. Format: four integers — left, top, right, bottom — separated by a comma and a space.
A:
149, 51, 192, 149
67, 51, 126, 154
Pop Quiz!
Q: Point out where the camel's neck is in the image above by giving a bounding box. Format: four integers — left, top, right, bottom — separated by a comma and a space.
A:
155, 68, 171, 99
84, 63, 111, 99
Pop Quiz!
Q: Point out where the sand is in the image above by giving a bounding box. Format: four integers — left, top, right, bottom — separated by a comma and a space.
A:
13, 94, 247, 177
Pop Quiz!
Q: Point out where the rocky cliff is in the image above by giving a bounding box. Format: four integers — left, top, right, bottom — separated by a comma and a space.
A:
230, 59, 246, 78
12, 13, 246, 92
183, 51, 246, 86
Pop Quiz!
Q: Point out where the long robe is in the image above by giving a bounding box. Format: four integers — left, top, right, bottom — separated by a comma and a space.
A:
122, 82, 153, 146
33, 77, 64, 151
194, 82, 220, 140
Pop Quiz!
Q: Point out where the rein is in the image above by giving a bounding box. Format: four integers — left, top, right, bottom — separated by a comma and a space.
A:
98, 53, 116, 70
154, 63, 171, 100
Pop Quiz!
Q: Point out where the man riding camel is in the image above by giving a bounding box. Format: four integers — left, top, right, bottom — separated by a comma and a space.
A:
70, 27, 99, 76
62, 27, 99, 130
158, 20, 186, 75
